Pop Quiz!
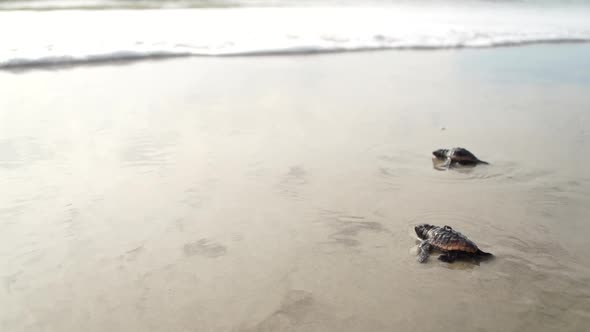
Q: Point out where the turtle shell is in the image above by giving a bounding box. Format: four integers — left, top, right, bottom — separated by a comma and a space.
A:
428, 226, 479, 253
448, 148, 480, 163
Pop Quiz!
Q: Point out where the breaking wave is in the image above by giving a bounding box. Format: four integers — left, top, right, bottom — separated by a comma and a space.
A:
2, 5, 590, 69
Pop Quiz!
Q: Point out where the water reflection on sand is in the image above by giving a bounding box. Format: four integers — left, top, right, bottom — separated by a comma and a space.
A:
1, 45, 590, 331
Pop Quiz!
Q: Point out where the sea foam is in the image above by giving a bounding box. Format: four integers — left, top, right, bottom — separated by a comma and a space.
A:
2, 5, 590, 69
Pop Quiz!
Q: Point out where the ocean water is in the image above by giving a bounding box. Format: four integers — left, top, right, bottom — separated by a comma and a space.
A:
1, 0, 590, 68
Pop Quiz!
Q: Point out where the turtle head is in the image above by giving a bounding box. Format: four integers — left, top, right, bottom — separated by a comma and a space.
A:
415, 224, 435, 240
432, 149, 448, 160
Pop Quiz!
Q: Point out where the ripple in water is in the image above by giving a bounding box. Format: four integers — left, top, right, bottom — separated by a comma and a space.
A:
428, 158, 508, 182
183, 239, 227, 258
120, 133, 177, 168
275, 165, 308, 200
316, 208, 389, 250
0, 137, 55, 169
406, 210, 495, 231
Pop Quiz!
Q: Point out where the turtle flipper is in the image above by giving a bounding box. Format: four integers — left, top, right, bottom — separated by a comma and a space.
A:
442, 158, 452, 169
417, 241, 432, 263
433, 158, 452, 171
438, 252, 458, 263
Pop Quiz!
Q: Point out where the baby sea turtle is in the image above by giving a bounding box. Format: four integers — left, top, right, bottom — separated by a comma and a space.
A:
415, 224, 492, 263
432, 147, 489, 169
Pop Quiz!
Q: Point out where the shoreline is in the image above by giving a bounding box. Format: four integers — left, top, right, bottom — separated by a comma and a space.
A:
3, 41, 590, 72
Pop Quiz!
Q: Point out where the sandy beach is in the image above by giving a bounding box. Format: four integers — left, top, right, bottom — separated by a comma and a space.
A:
1, 44, 590, 331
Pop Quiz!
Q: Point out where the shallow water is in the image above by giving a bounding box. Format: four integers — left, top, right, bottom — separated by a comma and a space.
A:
1, 45, 590, 331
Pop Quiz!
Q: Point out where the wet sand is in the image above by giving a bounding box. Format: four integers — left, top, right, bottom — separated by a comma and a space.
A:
1, 44, 590, 332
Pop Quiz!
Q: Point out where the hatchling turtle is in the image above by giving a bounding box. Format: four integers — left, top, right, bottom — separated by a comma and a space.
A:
432, 147, 489, 169
414, 224, 492, 263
